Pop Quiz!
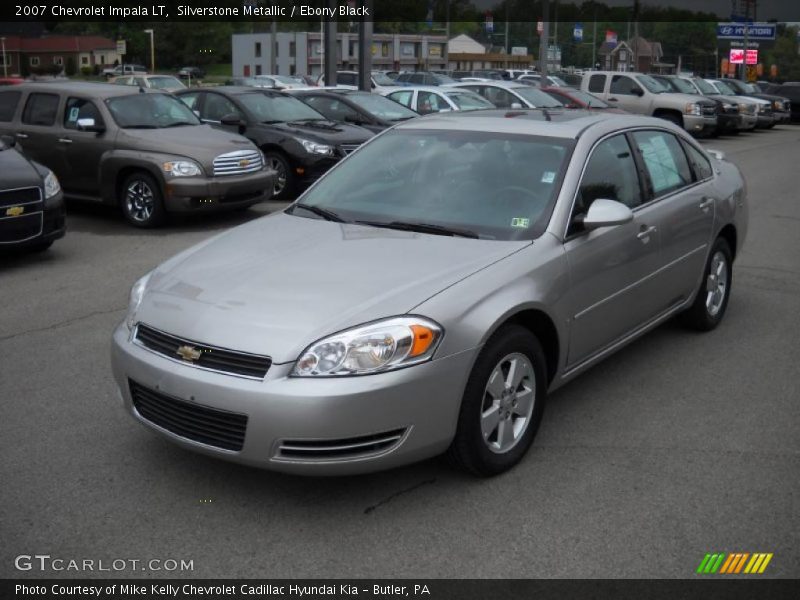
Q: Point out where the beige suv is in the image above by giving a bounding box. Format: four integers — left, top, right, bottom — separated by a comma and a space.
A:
581, 71, 718, 134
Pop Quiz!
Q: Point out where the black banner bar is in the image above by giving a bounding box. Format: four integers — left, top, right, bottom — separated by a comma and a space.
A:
2, 0, 800, 23
3, 579, 800, 600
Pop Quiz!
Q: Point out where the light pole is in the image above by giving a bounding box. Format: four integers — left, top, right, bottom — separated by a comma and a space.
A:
143, 29, 155, 73
1, 37, 7, 78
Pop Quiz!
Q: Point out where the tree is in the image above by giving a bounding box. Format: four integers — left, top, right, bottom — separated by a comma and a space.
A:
65, 56, 77, 76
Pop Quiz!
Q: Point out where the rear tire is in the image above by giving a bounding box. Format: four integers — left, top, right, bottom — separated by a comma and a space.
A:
679, 237, 733, 331
120, 172, 165, 228
656, 111, 683, 128
447, 325, 547, 477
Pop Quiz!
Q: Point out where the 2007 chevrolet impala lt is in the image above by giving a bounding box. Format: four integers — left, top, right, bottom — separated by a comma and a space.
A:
111, 109, 748, 476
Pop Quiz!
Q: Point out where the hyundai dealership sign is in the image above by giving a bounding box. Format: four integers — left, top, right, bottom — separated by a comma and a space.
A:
717, 23, 776, 40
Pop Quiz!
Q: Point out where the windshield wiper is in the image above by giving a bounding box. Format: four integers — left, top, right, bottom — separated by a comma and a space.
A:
162, 121, 195, 127
262, 119, 284, 124
356, 220, 479, 239
291, 203, 346, 222
123, 124, 158, 129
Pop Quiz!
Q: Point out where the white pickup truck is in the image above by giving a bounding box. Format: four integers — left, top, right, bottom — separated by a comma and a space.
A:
102, 64, 148, 79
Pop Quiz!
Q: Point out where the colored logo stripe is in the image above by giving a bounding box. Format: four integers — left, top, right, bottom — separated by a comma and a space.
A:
697, 553, 773, 574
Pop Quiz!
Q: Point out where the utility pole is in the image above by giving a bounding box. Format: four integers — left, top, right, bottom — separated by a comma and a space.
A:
591, 17, 597, 70
538, 0, 549, 85
0, 37, 7, 78
357, 0, 373, 91
741, 0, 752, 82
444, 0, 450, 70
270, 20, 277, 74
633, 0, 639, 72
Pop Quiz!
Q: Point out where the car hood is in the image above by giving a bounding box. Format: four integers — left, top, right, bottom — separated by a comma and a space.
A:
115, 125, 258, 170
663, 92, 716, 106
136, 212, 528, 364
264, 120, 373, 145
0, 146, 40, 188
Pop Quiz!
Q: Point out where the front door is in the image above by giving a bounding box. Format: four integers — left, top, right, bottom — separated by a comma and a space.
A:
563, 134, 664, 368
58, 96, 114, 196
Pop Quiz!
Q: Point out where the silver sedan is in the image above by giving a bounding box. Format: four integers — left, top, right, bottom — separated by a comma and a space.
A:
111, 110, 748, 476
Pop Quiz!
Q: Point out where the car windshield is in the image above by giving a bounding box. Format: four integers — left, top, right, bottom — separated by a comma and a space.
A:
238, 92, 324, 122
693, 78, 717, 94
292, 129, 573, 241
432, 74, 456, 84
636, 75, 670, 93
713, 80, 737, 95
664, 78, 696, 94
444, 91, 495, 110
106, 93, 200, 128
148, 76, 185, 90
549, 76, 568, 86
271, 75, 301, 85
347, 93, 418, 120
512, 86, 564, 108
372, 72, 397, 86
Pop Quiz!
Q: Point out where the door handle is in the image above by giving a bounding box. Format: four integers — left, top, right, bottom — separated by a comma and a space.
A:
16, 132, 28, 139
699, 197, 714, 211
57, 138, 73, 144
607, 97, 618, 102
637, 225, 657, 241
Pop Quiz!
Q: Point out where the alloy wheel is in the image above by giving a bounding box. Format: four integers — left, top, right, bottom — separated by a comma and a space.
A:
480, 352, 536, 454
125, 180, 155, 223
705, 251, 729, 316
267, 157, 287, 196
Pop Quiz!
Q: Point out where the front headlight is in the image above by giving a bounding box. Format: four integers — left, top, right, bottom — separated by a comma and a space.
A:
684, 102, 702, 116
43, 170, 61, 198
722, 102, 734, 110
299, 138, 334, 156
162, 160, 202, 177
773, 100, 782, 110
292, 316, 443, 377
125, 272, 152, 330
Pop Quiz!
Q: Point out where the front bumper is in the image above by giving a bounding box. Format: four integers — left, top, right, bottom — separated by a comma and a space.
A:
756, 114, 774, 128
164, 169, 275, 213
737, 114, 758, 130
684, 114, 718, 133
111, 322, 476, 475
0, 190, 65, 249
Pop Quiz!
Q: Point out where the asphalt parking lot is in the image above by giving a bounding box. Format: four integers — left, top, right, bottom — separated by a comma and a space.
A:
1, 125, 799, 579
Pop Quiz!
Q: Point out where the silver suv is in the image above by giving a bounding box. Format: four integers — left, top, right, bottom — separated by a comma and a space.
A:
581, 71, 717, 134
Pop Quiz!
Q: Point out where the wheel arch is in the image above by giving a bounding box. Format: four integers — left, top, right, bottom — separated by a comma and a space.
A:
717, 223, 738, 261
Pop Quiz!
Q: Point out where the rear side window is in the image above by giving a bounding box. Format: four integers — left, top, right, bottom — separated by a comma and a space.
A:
577, 134, 643, 213
631, 131, 693, 196
22, 93, 60, 126
387, 90, 413, 107
588, 74, 606, 93
0, 91, 21, 121
63, 97, 104, 130
338, 73, 357, 86
683, 142, 714, 181
202, 94, 241, 121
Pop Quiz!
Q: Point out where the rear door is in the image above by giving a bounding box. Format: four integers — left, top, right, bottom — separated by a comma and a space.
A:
586, 73, 607, 98
630, 130, 716, 302
563, 133, 665, 367
0, 89, 23, 136
16, 91, 63, 174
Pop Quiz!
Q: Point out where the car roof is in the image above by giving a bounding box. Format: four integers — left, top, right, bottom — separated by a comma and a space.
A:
178, 86, 287, 96
386, 86, 472, 94
13, 81, 162, 97
393, 109, 673, 139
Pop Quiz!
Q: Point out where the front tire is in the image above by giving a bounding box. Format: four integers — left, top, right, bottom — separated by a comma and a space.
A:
447, 325, 547, 476
120, 172, 165, 228
263, 151, 295, 200
657, 111, 683, 128
680, 237, 733, 331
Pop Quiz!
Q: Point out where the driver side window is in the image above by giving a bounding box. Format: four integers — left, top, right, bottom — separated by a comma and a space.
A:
202, 94, 241, 122
570, 135, 643, 235
610, 75, 642, 96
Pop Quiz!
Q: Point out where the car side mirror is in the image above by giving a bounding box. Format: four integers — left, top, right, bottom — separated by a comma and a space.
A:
77, 118, 105, 133
581, 199, 634, 230
220, 113, 245, 127
632, 87, 644, 97
0, 134, 16, 148
510, 102, 523, 109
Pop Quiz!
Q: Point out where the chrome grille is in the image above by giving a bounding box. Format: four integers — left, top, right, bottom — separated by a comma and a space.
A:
130, 380, 248, 451
276, 428, 407, 461
212, 150, 263, 177
339, 144, 361, 156
0, 186, 41, 209
701, 104, 717, 116
134, 323, 272, 379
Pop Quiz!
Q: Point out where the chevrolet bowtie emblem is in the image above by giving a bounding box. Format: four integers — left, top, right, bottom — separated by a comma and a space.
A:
239, 159, 250, 168
5, 206, 24, 217
176, 345, 202, 361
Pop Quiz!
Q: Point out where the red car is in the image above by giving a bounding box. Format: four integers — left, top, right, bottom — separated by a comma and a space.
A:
0, 77, 25, 86
541, 86, 626, 113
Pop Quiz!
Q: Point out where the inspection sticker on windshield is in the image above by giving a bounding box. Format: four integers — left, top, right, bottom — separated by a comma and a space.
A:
541, 171, 556, 183
68, 107, 80, 122
511, 217, 530, 228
